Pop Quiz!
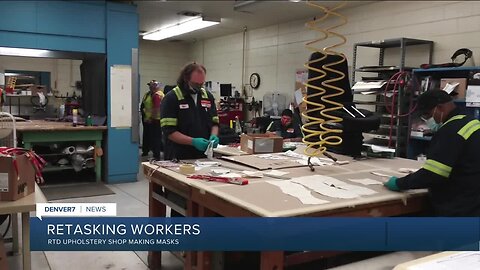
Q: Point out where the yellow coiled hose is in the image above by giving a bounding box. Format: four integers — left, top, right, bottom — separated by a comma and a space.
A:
302, 1, 348, 169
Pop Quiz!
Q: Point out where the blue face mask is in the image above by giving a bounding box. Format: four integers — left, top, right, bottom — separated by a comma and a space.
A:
425, 117, 441, 132
423, 107, 443, 132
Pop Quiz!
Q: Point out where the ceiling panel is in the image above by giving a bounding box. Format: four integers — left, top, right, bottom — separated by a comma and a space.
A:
134, 1, 374, 42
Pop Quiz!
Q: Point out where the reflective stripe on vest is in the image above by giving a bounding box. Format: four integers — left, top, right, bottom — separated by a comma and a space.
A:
173, 86, 184, 100
160, 118, 177, 127
201, 89, 208, 99
442, 115, 466, 126
422, 159, 452, 178
458, 119, 480, 140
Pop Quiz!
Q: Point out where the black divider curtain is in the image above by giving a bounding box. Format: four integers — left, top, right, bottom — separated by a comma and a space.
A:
80, 56, 107, 117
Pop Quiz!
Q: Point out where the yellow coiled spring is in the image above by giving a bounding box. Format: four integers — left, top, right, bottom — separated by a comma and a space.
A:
302, 1, 348, 167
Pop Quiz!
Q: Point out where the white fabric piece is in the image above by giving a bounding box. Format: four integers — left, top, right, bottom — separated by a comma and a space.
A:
241, 170, 264, 178
267, 180, 329, 205
211, 168, 231, 175
265, 170, 289, 177
218, 173, 243, 178
292, 175, 377, 199
371, 171, 390, 177
283, 150, 333, 166
348, 178, 383, 185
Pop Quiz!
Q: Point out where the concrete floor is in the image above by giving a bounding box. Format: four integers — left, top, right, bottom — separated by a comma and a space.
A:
4, 161, 432, 270
6, 168, 184, 270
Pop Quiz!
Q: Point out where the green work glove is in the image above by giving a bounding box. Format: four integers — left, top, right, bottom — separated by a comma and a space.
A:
384, 176, 400, 191
192, 138, 210, 152
209, 135, 220, 148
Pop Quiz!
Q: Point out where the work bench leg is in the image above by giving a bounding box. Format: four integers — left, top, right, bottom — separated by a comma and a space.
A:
148, 181, 166, 270
197, 206, 214, 270
260, 251, 284, 270
95, 140, 102, 182
21, 212, 31, 270
12, 213, 19, 254
185, 201, 198, 270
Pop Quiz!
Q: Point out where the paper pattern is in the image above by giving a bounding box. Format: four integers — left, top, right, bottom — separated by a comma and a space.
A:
348, 178, 383, 185
291, 175, 377, 199
267, 180, 329, 205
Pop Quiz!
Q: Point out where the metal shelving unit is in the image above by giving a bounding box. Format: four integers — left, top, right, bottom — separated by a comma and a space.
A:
352, 38, 434, 157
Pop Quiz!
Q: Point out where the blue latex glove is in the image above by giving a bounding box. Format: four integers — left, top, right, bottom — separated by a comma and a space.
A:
384, 176, 400, 191
209, 135, 220, 148
192, 138, 210, 152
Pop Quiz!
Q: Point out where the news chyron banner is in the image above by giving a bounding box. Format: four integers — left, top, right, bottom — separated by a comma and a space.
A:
32, 203, 480, 251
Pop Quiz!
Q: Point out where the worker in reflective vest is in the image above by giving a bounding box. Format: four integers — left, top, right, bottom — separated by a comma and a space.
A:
141, 80, 164, 160
160, 62, 219, 160
385, 90, 480, 216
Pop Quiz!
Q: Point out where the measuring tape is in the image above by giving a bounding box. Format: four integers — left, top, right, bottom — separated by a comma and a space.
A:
188, 175, 248, 185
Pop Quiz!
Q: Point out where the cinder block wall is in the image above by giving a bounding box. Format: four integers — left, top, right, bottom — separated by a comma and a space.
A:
186, 1, 480, 104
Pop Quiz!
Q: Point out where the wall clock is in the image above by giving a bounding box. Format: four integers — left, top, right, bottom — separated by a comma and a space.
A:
249, 73, 260, 89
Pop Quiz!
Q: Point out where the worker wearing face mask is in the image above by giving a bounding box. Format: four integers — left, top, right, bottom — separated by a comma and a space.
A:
160, 62, 219, 160
266, 109, 303, 142
384, 90, 480, 216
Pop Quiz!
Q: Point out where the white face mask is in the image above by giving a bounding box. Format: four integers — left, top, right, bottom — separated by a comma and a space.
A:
423, 107, 443, 132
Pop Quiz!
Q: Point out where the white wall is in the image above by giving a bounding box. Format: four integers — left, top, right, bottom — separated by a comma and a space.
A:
189, 1, 480, 104
139, 40, 191, 97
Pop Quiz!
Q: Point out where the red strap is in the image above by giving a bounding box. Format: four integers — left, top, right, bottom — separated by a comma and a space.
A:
0, 147, 45, 183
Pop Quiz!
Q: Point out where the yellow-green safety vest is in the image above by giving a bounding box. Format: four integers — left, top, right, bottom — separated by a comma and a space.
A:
142, 91, 164, 121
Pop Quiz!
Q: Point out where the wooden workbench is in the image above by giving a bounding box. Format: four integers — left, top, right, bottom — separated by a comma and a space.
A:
0, 184, 47, 270
16, 120, 107, 182
144, 150, 430, 270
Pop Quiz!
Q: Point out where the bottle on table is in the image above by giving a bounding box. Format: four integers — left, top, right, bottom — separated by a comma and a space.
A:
72, 109, 78, 127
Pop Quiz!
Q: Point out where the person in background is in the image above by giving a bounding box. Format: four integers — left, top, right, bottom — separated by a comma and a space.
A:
266, 109, 303, 142
160, 62, 219, 160
384, 90, 480, 216
140, 80, 164, 160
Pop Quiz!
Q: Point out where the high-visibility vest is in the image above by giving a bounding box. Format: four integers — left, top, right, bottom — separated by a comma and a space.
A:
141, 91, 164, 121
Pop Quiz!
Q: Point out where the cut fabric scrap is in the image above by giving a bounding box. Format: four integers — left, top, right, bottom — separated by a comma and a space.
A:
265, 170, 290, 177
292, 175, 377, 199
371, 171, 390, 178
241, 170, 264, 178
348, 178, 383, 185
218, 173, 243, 178
211, 168, 230, 175
267, 180, 329, 205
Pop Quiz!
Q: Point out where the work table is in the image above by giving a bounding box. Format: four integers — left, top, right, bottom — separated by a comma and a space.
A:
144, 148, 430, 270
15, 120, 107, 131
16, 120, 106, 182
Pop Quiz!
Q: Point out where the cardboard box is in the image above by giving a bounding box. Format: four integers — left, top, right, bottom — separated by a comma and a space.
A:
240, 134, 283, 154
440, 78, 467, 99
0, 154, 36, 201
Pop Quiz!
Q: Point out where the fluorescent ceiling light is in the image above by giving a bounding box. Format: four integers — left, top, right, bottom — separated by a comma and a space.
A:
143, 17, 220, 41
0, 47, 51, 57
